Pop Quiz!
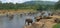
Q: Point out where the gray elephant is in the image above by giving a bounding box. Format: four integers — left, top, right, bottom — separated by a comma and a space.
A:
25, 18, 33, 25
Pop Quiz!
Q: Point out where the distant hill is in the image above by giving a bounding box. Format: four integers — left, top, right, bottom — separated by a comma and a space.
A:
23, 1, 56, 5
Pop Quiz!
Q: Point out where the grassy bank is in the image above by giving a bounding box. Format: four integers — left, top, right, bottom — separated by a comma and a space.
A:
0, 9, 37, 15
53, 23, 60, 28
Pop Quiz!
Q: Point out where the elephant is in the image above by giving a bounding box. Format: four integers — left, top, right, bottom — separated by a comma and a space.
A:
7, 15, 14, 21
34, 16, 42, 22
25, 18, 33, 25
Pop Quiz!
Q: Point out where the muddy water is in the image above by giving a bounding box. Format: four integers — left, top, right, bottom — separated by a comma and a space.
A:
0, 11, 49, 28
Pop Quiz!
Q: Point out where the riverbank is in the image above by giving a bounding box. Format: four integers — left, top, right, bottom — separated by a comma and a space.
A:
24, 15, 60, 28
0, 9, 37, 15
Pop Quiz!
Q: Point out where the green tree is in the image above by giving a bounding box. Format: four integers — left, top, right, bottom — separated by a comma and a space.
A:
37, 5, 43, 12
55, 0, 60, 9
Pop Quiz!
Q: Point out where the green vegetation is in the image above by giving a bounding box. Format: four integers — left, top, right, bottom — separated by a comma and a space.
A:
55, 0, 60, 9
0, 1, 60, 11
53, 23, 60, 28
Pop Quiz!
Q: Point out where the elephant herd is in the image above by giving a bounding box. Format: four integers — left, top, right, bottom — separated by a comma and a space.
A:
6, 11, 60, 26
25, 11, 60, 26
6, 12, 36, 21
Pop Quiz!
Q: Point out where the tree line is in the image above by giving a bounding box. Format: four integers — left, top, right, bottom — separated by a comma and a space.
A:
0, 1, 40, 10
0, 1, 60, 11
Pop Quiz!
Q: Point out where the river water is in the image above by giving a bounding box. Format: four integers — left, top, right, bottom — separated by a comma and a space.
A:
0, 13, 37, 28
0, 11, 50, 28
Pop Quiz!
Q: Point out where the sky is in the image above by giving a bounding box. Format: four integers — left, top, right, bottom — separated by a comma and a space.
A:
0, 0, 59, 3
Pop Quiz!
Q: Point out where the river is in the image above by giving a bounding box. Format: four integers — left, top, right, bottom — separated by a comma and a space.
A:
0, 11, 50, 28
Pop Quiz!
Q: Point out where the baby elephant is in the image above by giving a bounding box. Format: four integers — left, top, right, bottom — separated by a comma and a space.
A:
25, 18, 33, 25
9, 15, 14, 21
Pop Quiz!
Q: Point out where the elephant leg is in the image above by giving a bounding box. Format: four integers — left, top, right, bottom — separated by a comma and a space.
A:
28, 22, 30, 25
